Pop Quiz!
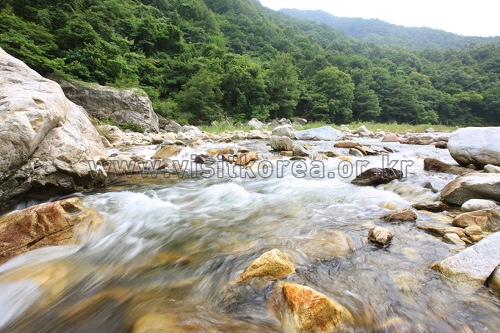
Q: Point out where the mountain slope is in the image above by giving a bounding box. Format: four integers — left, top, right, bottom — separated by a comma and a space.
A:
279, 8, 500, 49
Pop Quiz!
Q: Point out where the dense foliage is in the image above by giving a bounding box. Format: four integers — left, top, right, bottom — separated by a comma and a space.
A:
280, 9, 500, 50
1, 0, 499, 125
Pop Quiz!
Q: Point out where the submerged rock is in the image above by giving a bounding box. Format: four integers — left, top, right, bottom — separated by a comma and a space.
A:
237, 249, 295, 283
0, 197, 102, 264
0, 48, 107, 211
351, 168, 403, 186
368, 226, 394, 245
269, 282, 353, 333
440, 173, 500, 205
447, 127, 500, 168
297, 229, 354, 260
431, 232, 500, 290
380, 208, 418, 222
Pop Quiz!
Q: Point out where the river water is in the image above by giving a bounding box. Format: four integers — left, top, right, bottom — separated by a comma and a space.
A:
0, 138, 499, 332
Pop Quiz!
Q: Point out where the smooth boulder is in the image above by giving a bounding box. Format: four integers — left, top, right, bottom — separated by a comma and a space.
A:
272, 125, 295, 138
295, 126, 343, 141
447, 127, 500, 168
461, 199, 498, 212
431, 232, 500, 290
237, 249, 294, 283
0, 48, 107, 211
440, 173, 500, 205
270, 135, 294, 151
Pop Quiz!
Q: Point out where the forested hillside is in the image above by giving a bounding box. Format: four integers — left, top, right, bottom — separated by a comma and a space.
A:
280, 9, 500, 50
1, 0, 499, 126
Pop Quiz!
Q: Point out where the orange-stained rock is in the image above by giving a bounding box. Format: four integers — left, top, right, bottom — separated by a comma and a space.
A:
0, 197, 102, 264
269, 282, 353, 332
237, 249, 294, 283
235, 151, 259, 167
380, 208, 417, 222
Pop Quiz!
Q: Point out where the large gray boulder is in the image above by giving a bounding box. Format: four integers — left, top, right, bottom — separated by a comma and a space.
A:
295, 126, 344, 141
432, 232, 500, 290
59, 80, 159, 132
0, 48, 108, 212
271, 124, 295, 138
440, 173, 500, 206
447, 127, 500, 168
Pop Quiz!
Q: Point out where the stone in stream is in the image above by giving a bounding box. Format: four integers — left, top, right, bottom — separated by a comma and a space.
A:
380, 208, 417, 222
292, 144, 309, 157
351, 168, 403, 186
431, 231, 500, 290
237, 249, 295, 283
381, 133, 400, 142
297, 229, 354, 260
349, 148, 365, 157
234, 151, 259, 167
412, 202, 449, 212
368, 226, 394, 246
423, 158, 471, 175
334, 141, 362, 148
442, 233, 466, 246
434, 141, 448, 149
294, 126, 343, 141
447, 127, 500, 168
452, 209, 500, 232
269, 282, 353, 333
194, 154, 216, 164
440, 173, 500, 205
484, 164, 500, 173
272, 124, 295, 138
270, 135, 294, 151
0, 197, 102, 264
151, 145, 181, 159
461, 199, 498, 212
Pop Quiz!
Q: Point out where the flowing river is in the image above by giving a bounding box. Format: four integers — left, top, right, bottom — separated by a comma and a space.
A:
0, 138, 499, 332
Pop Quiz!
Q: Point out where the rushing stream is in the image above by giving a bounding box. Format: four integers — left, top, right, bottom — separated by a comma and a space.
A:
1, 138, 499, 332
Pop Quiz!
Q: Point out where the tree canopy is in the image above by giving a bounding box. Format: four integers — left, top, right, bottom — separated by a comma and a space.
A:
1, 0, 498, 125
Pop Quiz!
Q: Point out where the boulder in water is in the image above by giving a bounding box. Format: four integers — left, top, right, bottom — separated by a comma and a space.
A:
351, 168, 403, 186
368, 226, 394, 245
380, 208, 417, 222
272, 124, 295, 138
270, 135, 294, 151
461, 199, 498, 212
440, 173, 500, 205
452, 210, 500, 232
447, 127, 500, 168
295, 126, 343, 141
237, 249, 295, 283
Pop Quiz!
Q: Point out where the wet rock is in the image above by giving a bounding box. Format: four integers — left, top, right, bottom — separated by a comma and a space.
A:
248, 118, 267, 129
247, 130, 268, 139
440, 173, 500, 205
404, 134, 433, 145
349, 148, 365, 157
431, 232, 500, 290
486, 266, 500, 298
280, 151, 294, 157
368, 226, 394, 245
235, 151, 259, 167
452, 210, 500, 232
269, 282, 353, 333
380, 209, 417, 222
435, 141, 448, 149
270, 135, 294, 151
443, 233, 466, 246
412, 202, 449, 212
423, 158, 471, 175
0, 197, 102, 264
208, 147, 235, 156
194, 154, 216, 164
351, 168, 403, 186
417, 225, 447, 237
292, 144, 309, 157
151, 145, 181, 159
0, 48, 108, 211
297, 229, 354, 259
59, 80, 159, 132
237, 249, 294, 283
334, 141, 362, 148
444, 227, 466, 238
461, 199, 498, 212
295, 126, 343, 141
320, 150, 340, 158
381, 133, 400, 142
484, 164, 500, 173
447, 127, 500, 168
272, 125, 295, 138
179, 125, 203, 138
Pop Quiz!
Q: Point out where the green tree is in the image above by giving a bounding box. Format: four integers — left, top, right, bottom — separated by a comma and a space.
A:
309, 66, 354, 123
352, 82, 381, 121
266, 53, 300, 119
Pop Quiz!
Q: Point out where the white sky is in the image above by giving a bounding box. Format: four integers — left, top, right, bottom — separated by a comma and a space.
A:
258, 0, 500, 37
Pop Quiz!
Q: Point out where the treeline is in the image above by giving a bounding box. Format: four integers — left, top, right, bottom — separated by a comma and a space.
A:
1, 0, 499, 126
280, 9, 500, 50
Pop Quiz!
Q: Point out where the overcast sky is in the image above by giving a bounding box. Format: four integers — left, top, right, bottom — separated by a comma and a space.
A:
258, 0, 500, 37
